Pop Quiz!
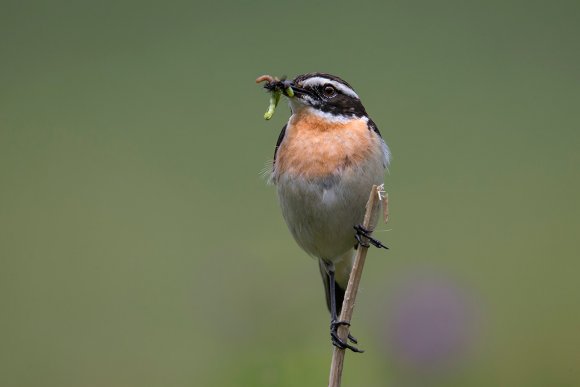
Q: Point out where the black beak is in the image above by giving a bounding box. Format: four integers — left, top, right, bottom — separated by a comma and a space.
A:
262, 78, 314, 100
263, 79, 299, 98
289, 84, 315, 99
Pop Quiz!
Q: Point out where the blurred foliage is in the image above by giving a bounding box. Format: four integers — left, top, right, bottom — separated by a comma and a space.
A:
1, 0, 579, 386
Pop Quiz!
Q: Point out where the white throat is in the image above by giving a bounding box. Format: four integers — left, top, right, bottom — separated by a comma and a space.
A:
288, 101, 364, 124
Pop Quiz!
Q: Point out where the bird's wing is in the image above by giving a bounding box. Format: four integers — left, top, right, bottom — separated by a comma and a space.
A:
273, 123, 287, 168
367, 119, 391, 168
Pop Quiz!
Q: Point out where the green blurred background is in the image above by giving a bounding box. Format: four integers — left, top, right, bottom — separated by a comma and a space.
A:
1, 0, 579, 386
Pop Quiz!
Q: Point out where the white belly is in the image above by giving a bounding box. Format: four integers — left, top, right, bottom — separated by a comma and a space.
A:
276, 157, 384, 261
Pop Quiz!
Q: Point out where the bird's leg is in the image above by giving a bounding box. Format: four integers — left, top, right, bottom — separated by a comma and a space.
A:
327, 267, 363, 353
354, 225, 389, 250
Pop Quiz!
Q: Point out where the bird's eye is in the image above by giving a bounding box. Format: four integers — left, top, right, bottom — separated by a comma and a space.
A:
323, 85, 337, 98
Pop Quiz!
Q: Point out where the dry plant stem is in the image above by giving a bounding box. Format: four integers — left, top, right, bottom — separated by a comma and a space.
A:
328, 185, 382, 387
383, 192, 389, 224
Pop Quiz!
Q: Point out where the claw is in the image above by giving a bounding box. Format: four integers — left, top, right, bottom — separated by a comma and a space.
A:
354, 225, 389, 249
330, 320, 364, 353
354, 232, 370, 248
348, 333, 358, 344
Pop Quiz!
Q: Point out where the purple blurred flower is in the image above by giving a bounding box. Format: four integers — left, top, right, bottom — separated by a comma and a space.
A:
380, 269, 480, 376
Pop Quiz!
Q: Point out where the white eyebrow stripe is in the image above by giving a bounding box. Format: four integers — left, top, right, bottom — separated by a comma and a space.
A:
300, 77, 360, 99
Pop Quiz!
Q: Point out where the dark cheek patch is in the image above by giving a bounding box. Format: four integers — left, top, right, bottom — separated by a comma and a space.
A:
319, 94, 367, 117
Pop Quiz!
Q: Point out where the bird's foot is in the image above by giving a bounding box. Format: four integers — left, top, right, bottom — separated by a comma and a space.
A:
354, 225, 388, 249
330, 320, 364, 353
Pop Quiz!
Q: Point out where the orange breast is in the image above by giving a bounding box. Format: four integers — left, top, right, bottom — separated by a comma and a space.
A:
275, 110, 378, 179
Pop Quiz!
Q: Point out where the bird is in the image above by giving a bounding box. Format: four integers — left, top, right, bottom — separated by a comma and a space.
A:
263, 72, 390, 352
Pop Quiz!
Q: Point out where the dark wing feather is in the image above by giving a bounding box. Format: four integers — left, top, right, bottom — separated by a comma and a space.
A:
367, 118, 383, 138
367, 118, 391, 168
273, 123, 287, 167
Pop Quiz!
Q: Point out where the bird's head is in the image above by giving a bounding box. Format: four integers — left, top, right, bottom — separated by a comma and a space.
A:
264, 73, 368, 119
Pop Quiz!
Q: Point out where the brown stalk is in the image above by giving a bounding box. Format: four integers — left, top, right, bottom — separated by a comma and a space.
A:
328, 185, 383, 387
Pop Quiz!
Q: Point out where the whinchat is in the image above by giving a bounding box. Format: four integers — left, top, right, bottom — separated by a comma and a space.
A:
260, 73, 390, 352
